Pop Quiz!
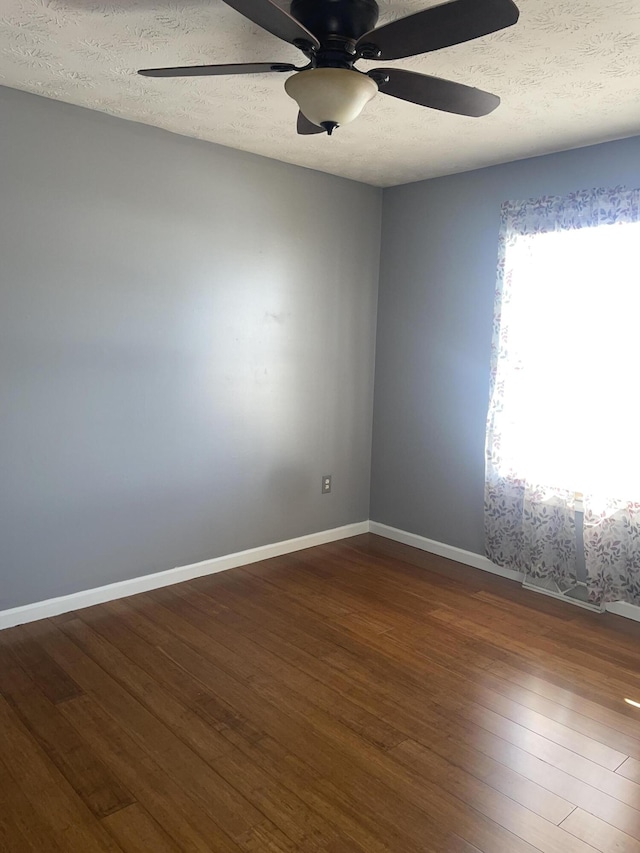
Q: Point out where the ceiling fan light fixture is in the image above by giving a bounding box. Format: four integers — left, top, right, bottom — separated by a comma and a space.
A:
284, 67, 378, 131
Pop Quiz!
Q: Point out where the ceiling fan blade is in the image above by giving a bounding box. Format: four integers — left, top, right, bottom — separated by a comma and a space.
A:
139, 61, 297, 78
370, 68, 500, 117
356, 0, 519, 60
297, 112, 325, 135
221, 0, 320, 50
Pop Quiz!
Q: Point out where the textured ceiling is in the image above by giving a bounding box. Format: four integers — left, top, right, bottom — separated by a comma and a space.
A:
1, 0, 640, 186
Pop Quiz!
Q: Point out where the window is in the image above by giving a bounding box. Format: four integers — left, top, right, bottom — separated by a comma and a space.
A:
496, 220, 640, 502
485, 187, 640, 607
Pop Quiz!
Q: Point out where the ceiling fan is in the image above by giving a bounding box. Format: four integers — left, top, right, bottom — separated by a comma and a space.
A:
139, 0, 520, 135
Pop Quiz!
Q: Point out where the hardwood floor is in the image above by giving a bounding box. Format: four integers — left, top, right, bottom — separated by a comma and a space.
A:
2, 533, 640, 852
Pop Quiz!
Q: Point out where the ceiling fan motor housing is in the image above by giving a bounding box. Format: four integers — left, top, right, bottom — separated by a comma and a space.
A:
290, 0, 379, 49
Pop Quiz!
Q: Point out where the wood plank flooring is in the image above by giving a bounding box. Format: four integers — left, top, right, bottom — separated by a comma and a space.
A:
2, 533, 640, 852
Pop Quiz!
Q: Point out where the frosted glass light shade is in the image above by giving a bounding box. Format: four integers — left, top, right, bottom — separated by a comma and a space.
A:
285, 68, 378, 129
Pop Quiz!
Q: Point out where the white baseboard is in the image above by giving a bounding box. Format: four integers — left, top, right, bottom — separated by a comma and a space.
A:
370, 521, 640, 624
4, 517, 639, 631
0, 520, 369, 631
605, 600, 640, 623
368, 521, 525, 582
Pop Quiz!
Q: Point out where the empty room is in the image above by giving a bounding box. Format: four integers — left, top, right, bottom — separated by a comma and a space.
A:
2, 0, 640, 850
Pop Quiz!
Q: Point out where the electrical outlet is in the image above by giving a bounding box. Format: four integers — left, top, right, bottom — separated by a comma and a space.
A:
322, 475, 332, 494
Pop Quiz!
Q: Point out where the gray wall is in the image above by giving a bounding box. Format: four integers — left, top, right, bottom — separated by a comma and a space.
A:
0, 86, 381, 610
371, 135, 640, 555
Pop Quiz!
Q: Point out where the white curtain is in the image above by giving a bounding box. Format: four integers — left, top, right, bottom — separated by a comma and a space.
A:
485, 186, 640, 605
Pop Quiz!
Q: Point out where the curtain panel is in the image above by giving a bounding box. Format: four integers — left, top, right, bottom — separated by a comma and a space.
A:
485, 186, 640, 605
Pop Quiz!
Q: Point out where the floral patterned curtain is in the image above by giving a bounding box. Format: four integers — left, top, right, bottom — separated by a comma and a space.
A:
485, 186, 640, 605
584, 498, 640, 606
